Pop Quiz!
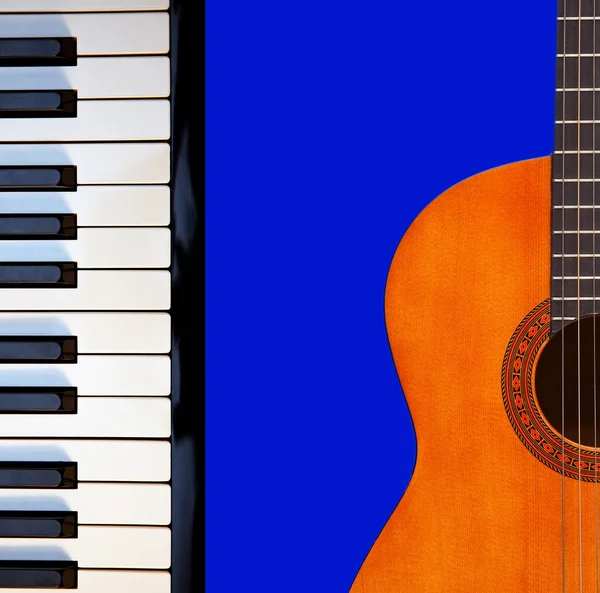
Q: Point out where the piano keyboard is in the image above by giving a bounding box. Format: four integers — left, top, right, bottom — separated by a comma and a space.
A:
0, 1, 173, 590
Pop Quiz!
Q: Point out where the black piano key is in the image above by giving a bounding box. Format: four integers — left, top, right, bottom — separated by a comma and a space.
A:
0, 90, 77, 118
0, 166, 76, 191
0, 561, 77, 588
0, 214, 76, 240
0, 262, 77, 288
0, 462, 77, 489
0, 387, 76, 413
0, 511, 77, 538
0, 336, 76, 363
0, 37, 77, 67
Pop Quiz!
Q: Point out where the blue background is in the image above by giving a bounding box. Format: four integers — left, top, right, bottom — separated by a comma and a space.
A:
206, 1, 556, 591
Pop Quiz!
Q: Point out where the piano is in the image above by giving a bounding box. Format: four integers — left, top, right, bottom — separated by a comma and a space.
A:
0, 0, 200, 591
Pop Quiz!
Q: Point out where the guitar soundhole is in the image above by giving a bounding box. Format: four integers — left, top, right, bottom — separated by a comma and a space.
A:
536, 315, 600, 448
501, 301, 600, 481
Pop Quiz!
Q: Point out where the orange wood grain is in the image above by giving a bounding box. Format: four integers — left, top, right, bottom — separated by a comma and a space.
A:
350, 156, 600, 592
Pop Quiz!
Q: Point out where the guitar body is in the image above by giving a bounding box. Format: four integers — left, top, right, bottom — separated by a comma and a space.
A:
351, 156, 600, 592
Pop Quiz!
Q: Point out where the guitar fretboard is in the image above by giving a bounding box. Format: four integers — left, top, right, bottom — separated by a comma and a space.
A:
552, 1, 600, 336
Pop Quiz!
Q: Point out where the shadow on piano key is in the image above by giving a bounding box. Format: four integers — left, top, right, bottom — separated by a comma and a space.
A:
0, 443, 71, 465
0, 495, 75, 512
0, 228, 76, 288
0, 12, 75, 68
0, 318, 72, 367
0, 546, 71, 560
0, 317, 70, 336
0, 439, 71, 462
0, 360, 71, 389
0, 317, 73, 374
0, 45, 73, 123
0, 144, 74, 192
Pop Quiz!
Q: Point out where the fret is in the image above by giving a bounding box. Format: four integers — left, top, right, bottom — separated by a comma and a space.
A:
553, 181, 600, 206
554, 123, 600, 151
553, 297, 600, 300
557, 21, 600, 54
551, 302, 595, 327
552, 233, 600, 253
557, 58, 600, 90
553, 152, 600, 177
556, 90, 600, 121
553, 208, 600, 230
552, 257, 600, 276
552, 302, 565, 321
553, 278, 600, 296
558, 0, 600, 18
552, 299, 598, 318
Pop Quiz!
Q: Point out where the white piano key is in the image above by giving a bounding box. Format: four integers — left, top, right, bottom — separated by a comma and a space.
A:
0, 525, 170, 569
0, 57, 170, 99
0, 440, 170, 482
0, 270, 170, 311
0, 100, 170, 142
0, 313, 170, 353
0, 397, 170, 438
0, 186, 170, 226
0, 0, 169, 11
0, 356, 170, 395
0, 228, 171, 269
0, 483, 170, 525
0, 143, 169, 184
0, 571, 170, 593
0, 13, 169, 55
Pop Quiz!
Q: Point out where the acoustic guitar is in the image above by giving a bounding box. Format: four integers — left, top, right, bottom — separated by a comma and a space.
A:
350, 2, 600, 591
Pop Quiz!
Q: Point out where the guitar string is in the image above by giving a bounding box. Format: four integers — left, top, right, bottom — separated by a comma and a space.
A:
577, 1, 583, 590
562, 1, 567, 591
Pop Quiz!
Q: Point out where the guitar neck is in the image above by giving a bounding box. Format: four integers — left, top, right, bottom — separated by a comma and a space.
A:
551, 0, 600, 335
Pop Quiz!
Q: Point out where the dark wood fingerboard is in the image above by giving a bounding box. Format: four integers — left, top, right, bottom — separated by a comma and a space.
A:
552, 1, 600, 336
